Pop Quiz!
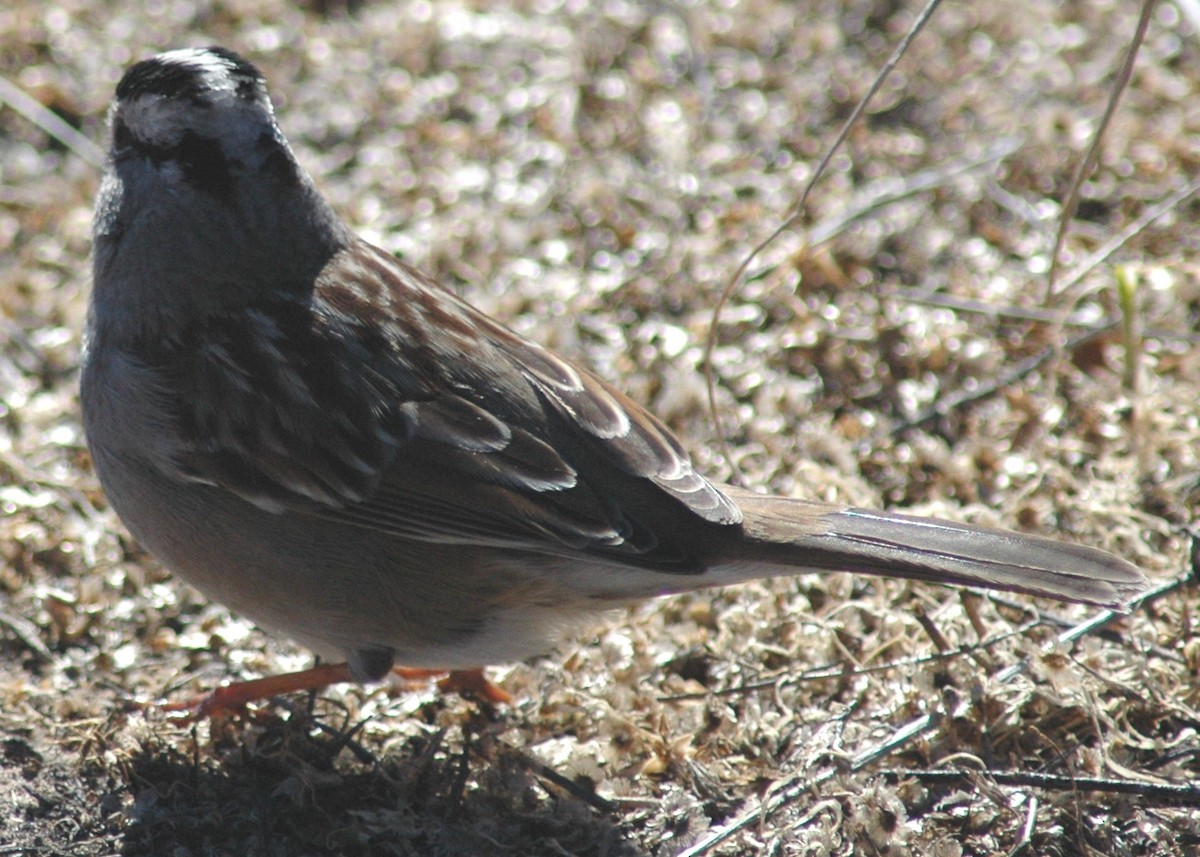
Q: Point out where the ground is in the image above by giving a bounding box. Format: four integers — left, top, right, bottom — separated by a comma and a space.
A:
1, 0, 1198, 854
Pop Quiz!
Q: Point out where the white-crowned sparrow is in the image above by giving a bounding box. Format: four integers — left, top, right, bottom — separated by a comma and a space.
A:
82, 47, 1147, 712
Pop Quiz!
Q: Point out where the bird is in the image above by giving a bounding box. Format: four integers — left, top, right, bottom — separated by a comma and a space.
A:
82, 47, 1147, 715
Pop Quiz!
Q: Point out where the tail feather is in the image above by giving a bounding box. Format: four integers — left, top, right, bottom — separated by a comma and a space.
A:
722, 489, 1147, 609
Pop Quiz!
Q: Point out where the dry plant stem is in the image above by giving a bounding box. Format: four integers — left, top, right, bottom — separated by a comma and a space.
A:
802, 137, 1022, 248
706, 0, 1168, 492
1009, 795, 1038, 857
913, 604, 952, 653
879, 770, 1200, 807
676, 576, 1184, 857
1044, 0, 1158, 302
1116, 266, 1141, 395
658, 621, 1036, 702
896, 289, 1200, 345
739, 136, 1023, 286
702, 0, 945, 480
863, 318, 1119, 449
0, 74, 105, 167
1051, 178, 1200, 298
874, 175, 1200, 447
161, 664, 509, 720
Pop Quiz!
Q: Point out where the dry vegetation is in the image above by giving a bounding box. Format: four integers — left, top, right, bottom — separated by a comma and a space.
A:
2, 0, 1199, 854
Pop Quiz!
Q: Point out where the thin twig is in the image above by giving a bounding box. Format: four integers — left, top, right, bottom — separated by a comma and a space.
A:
881, 769, 1200, 806
738, 136, 1023, 286
1053, 177, 1200, 297
703, 0, 946, 482
804, 137, 1023, 249
675, 574, 1186, 857
861, 320, 1119, 450
890, 287, 1200, 346
1007, 794, 1038, 857
658, 622, 1038, 702
859, 175, 1200, 442
866, 174, 1200, 446
1045, 0, 1159, 300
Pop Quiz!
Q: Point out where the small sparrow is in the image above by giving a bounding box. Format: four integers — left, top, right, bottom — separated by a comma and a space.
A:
82, 47, 1146, 713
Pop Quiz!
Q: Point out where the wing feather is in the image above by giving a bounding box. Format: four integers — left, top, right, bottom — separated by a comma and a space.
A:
156, 241, 739, 567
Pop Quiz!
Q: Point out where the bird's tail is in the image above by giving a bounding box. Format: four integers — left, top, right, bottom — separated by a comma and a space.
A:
715, 488, 1147, 609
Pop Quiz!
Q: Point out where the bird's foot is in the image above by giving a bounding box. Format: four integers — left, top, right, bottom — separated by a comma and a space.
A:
158, 663, 509, 722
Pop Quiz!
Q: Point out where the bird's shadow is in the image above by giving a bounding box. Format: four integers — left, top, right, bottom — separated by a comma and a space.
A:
117, 705, 649, 857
